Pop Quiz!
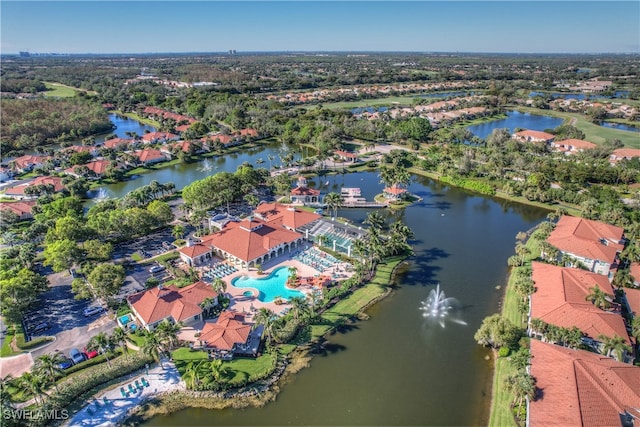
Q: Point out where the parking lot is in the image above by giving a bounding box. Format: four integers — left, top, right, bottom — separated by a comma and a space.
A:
25, 268, 117, 359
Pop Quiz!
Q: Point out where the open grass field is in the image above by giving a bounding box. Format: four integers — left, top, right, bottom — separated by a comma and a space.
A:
304, 95, 421, 110
43, 82, 97, 98
514, 106, 640, 148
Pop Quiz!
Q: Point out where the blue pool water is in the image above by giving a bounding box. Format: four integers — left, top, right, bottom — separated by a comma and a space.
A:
232, 267, 303, 302
119, 314, 131, 325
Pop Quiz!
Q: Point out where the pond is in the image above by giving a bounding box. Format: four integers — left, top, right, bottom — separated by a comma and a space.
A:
144, 171, 549, 426
600, 121, 640, 133
466, 110, 563, 140
528, 91, 631, 100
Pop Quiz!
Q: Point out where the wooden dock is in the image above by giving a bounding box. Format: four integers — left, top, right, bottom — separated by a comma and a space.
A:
342, 201, 386, 208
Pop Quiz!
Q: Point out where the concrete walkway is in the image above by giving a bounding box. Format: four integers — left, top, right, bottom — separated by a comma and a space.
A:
0, 353, 33, 378
66, 360, 184, 427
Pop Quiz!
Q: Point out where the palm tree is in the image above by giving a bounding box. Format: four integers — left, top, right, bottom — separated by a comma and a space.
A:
324, 192, 343, 219
142, 330, 165, 369
16, 371, 48, 406
254, 308, 276, 347
212, 278, 227, 300
632, 317, 640, 342
584, 286, 611, 310
515, 243, 530, 266
183, 361, 203, 389
0, 374, 15, 414
87, 332, 113, 367
205, 359, 231, 385
503, 371, 536, 415
598, 334, 631, 361
111, 327, 130, 357
34, 353, 66, 393
155, 320, 182, 352
288, 296, 310, 322
172, 224, 186, 240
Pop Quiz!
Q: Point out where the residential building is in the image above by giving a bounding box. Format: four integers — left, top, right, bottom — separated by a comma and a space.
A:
610, 148, 640, 165
178, 242, 214, 267
10, 155, 50, 173
528, 340, 640, 427
0, 200, 37, 220
529, 262, 631, 357
546, 215, 625, 279
383, 184, 408, 201
141, 132, 178, 145
103, 137, 134, 150
133, 149, 168, 166
64, 159, 112, 178
127, 281, 218, 331
289, 176, 321, 205
198, 311, 252, 352
4, 176, 66, 200
512, 130, 555, 144
253, 202, 321, 232
334, 150, 359, 163
551, 138, 597, 155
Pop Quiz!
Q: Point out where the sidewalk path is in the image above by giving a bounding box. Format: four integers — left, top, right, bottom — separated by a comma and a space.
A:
0, 353, 33, 378
66, 360, 184, 427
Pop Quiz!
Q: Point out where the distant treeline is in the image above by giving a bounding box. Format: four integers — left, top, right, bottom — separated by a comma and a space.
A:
0, 98, 113, 152
0, 78, 47, 94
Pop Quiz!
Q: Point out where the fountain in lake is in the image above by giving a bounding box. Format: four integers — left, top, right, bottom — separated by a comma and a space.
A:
198, 158, 215, 172
93, 188, 110, 201
420, 284, 466, 328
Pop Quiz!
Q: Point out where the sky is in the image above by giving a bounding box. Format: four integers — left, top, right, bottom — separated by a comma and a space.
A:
1, 1, 638, 54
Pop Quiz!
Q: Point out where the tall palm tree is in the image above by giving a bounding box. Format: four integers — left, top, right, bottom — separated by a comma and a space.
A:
34, 353, 66, 393
142, 330, 165, 369
1, 374, 15, 413
111, 327, 130, 357
16, 372, 48, 406
598, 334, 631, 361
254, 308, 276, 347
155, 320, 182, 352
212, 278, 227, 299
503, 371, 536, 415
288, 296, 310, 323
324, 192, 343, 219
87, 332, 113, 367
183, 361, 203, 389
584, 286, 611, 310
205, 359, 230, 385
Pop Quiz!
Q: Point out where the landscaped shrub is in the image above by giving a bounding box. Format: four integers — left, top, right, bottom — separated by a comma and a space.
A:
16, 335, 53, 350
498, 347, 511, 357
62, 349, 122, 375
32, 352, 153, 424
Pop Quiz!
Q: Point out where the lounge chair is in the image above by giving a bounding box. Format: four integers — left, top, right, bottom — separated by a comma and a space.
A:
94, 399, 102, 409
120, 387, 128, 398
128, 384, 136, 394
103, 396, 110, 405
141, 377, 150, 387
135, 379, 143, 390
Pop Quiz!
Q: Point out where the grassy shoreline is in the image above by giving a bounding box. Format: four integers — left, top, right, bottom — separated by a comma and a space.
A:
121, 255, 408, 423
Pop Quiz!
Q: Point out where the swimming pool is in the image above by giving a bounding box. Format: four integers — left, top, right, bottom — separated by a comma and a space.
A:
232, 267, 304, 303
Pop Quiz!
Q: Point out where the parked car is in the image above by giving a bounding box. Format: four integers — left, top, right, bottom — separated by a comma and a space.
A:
83, 306, 105, 317
29, 322, 50, 334
149, 265, 165, 273
83, 348, 99, 359
57, 357, 74, 370
69, 348, 86, 364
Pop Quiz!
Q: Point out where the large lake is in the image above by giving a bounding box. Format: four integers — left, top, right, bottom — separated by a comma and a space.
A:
466, 111, 563, 140
144, 171, 548, 426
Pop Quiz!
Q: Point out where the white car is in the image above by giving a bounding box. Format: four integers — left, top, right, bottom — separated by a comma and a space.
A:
83, 306, 105, 317
149, 265, 165, 273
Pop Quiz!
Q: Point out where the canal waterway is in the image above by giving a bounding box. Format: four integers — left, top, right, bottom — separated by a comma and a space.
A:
466, 110, 563, 140
94, 114, 549, 425
144, 171, 548, 426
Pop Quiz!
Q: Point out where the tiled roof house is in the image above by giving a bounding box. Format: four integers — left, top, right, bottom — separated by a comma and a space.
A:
528, 340, 640, 427
530, 262, 631, 352
198, 311, 252, 351
546, 216, 625, 279
127, 281, 218, 331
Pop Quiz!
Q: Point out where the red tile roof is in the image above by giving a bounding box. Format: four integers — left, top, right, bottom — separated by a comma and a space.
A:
513, 130, 555, 141
547, 216, 624, 264
127, 281, 217, 326
201, 217, 301, 263
63, 145, 95, 154
141, 132, 178, 142
178, 243, 211, 259
254, 202, 321, 230
65, 160, 111, 176
529, 340, 640, 427
611, 148, 640, 161
199, 311, 251, 351
0, 200, 36, 217
5, 176, 65, 196
290, 186, 320, 196
384, 185, 408, 195
623, 287, 640, 317
103, 137, 133, 149
134, 149, 166, 163
335, 150, 358, 158
11, 155, 49, 170
238, 128, 258, 137
531, 262, 630, 345
553, 139, 597, 152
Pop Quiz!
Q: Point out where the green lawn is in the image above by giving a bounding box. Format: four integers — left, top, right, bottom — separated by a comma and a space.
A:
513, 106, 640, 148
305, 95, 421, 110
43, 82, 79, 98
